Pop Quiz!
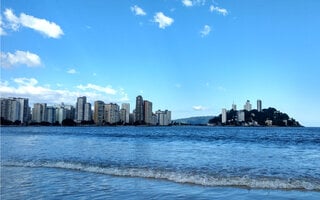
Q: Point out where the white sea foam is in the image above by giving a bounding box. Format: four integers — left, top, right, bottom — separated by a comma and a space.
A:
4, 161, 320, 191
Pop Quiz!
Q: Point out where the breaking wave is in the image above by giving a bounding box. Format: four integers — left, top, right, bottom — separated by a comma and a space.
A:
4, 161, 320, 191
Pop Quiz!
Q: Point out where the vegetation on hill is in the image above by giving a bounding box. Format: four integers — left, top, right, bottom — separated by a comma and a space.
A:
208, 107, 301, 127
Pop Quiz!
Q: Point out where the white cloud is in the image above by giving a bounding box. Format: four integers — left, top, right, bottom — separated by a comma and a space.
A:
182, 0, 193, 7
153, 12, 174, 29
0, 16, 7, 35
131, 5, 146, 16
182, 0, 206, 7
193, 105, 206, 111
3, 8, 63, 38
67, 68, 77, 74
200, 25, 211, 37
0, 78, 130, 105
77, 83, 117, 95
1, 50, 41, 68
210, 5, 228, 16
3, 9, 20, 30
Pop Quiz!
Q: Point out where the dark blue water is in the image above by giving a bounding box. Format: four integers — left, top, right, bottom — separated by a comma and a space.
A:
1, 126, 320, 199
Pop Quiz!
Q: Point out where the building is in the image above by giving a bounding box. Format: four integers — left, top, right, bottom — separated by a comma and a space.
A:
32, 103, 47, 123
104, 103, 120, 124
232, 103, 237, 111
155, 110, 171, 126
75, 96, 87, 122
56, 107, 66, 124
9, 99, 20, 122
120, 108, 126, 124
221, 108, 227, 124
0, 98, 10, 120
135, 95, 144, 124
237, 110, 245, 122
84, 103, 92, 121
121, 103, 130, 124
65, 105, 75, 120
46, 106, 56, 124
244, 100, 252, 111
144, 100, 153, 125
0, 97, 29, 124
257, 99, 262, 112
93, 101, 105, 125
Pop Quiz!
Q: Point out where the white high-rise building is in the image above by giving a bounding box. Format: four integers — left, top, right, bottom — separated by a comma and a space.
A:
232, 103, 237, 111
121, 103, 130, 124
222, 108, 227, 124
84, 103, 92, 121
104, 103, 120, 124
1, 97, 29, 124
144, 100, 153, 125
244, 100, 252, 111
56, 107, 66, 124
32, 103, 47, 123
257, 99, 262, 112
46, 106, 56, 123
76, 96, 86, 122
155, 110, 171, 126
237, 110, 245, 122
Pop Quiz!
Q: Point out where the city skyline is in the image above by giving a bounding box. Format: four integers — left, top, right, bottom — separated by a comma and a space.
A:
1, 1, 320, 126
0, 95, 171, 126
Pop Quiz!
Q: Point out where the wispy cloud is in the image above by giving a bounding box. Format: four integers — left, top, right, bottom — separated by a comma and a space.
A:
200, 25, 211, 37
210, 5, 228, 16
3, 8, 63, 38
0, 16, 6, 35
153, 12, 174, 29
0, 78, 129, 104
0, 50, 41, 68
193, 105, 206, 111
182, 0, 206, 7
182, 0, 193, 7
131, 5, 146, 16
77, 83, 117, 95
67, 68, 77, 74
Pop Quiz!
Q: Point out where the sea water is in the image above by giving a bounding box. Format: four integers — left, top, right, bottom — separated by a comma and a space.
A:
1, 126, 320, 199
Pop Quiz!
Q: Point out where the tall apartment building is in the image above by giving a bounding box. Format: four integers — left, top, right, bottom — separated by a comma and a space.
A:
75, 96, 87, 122
94, 101, 105, 125
121, 103, 130, 124
244, 100, 252, 111
32, 103, 47, 123
84, 103, 92, 121
0, 97, 29, 124
221, 108, 227, 124
144, 100, 153, 125
104, 103, 120, 124
232, 103, 237, 111
46, 106, 56, 124
257, 99, 262, 112
155, 110, 171, 126
237, 110, 245, 122
56, 107, 66, 124
120, 108, 126, 124
135, 95, 144, 124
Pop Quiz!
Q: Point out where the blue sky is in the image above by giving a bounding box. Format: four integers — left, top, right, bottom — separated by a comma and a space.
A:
1, 0, 320, 126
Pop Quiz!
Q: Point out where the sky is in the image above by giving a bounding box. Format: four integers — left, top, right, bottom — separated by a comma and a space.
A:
1, 0, 320, 126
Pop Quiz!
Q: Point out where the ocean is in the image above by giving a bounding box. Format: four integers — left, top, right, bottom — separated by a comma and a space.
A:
1, 126, 320, 199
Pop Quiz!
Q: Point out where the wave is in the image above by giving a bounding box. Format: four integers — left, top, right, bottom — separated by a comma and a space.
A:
3, 161, 320, 191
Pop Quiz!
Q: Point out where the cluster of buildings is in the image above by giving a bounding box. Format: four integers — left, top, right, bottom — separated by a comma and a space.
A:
221, 99, 262, 124
0, 95, 172, 126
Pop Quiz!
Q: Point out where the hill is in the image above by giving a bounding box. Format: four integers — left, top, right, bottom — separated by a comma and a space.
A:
173, 116, 214, 125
